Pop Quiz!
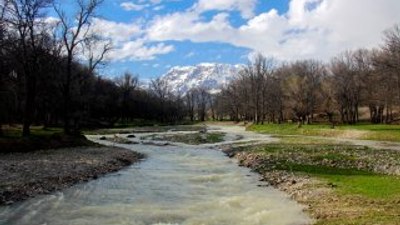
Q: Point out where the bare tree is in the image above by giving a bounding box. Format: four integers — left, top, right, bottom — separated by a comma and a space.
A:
0, 2, 7, 136
381, 24, 400, 105
319, 76, 338, 128
115, 72, 138, 122
83, 33, 112, 73
150, 77, 170, 101
185, 88, 197, 121
371, 49, 398, 123
282, 60, 324, 126
54, 0, 105, 134
196, 88, 210, 122
3, 0, 53, 136
330, 51, 364, 124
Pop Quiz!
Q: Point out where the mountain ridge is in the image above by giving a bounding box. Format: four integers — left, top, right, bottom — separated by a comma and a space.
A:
160, 63, 243, 94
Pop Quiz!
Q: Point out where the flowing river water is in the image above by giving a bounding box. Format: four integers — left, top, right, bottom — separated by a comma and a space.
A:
0, 126, 311, 225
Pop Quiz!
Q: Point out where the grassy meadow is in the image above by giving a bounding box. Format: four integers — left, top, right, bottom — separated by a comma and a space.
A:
233, 133, 400, 224
248, 123, 400, 142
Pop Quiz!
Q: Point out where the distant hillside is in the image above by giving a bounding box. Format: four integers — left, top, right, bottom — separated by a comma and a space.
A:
160, 63, 243, 94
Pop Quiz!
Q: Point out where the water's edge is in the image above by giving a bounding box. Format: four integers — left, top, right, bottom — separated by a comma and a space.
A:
0, 126, 311, 225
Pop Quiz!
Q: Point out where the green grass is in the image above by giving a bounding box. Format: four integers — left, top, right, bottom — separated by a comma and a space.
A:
206, 132, 225, 143
237, 141, 400, 224
326, 175, 400, 199
278, 163, 372, 176
248, 143, 400, 199
275, 135, 351, 145
0, 126, 92, 153
280, 163, 400, 199
146, 132, 225, 145
1, 126, 63, 138
248, 123, 400, 142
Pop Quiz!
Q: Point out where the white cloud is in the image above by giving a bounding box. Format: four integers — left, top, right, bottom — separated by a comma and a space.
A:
146, 0, 400, 61
87, 18, 173, 62
153, 5, 164, 11
120, 2, 148, 11
147, 12, 234, 43
185, 51, 196, 58
149, 0, 162, 4
107, 39, 174, 61
91, 18, 142, 41
193, 0, 257, 19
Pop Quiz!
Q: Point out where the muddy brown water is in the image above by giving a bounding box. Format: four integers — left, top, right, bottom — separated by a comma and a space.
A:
0, 126, 310, 225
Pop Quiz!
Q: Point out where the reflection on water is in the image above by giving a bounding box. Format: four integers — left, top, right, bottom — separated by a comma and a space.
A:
0, 126, 310, 225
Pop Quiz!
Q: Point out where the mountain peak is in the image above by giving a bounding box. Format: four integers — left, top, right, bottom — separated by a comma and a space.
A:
161, 63, 243, 94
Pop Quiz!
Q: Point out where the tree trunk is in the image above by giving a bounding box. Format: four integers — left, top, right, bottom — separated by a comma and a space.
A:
63, 56, 72, 135
22, 74, 36, 137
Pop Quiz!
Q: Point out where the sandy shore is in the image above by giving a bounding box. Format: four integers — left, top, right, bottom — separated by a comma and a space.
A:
0, 146, 143, 205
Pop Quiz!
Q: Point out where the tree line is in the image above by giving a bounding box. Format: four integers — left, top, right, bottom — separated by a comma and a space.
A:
0, 0, 186, 137
1, 1, 400, 137
211, 24, 400, 126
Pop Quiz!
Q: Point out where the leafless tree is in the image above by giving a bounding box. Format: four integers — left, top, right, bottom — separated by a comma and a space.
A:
319, 76, 338, 128
150, 77, 170, 101
330, 51, 364, 124
196, 88, 210, 122
3, 0, 53, 136
371, 49, 398, 123
115, 72, 138, 122
54, 0, 106, 134
83, 33, 112, 73
282, 60, 325, 126
185, 88, 197, 121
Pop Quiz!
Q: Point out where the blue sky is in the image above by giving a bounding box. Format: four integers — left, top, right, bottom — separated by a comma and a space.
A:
95, 0, 289, 79
60, 0, 400, 79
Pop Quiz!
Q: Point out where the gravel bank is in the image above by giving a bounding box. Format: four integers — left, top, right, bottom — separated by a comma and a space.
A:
223, 146, 400, 224
0, 146, 143, 205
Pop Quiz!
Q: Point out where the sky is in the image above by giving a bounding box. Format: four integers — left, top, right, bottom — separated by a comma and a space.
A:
61, 0, 400, 79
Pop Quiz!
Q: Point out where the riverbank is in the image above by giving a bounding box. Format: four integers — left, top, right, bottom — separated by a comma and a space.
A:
0, 126, 96, 153
248, 123, 400, 142
0, 146, 143, 205
223, 140, 400, 224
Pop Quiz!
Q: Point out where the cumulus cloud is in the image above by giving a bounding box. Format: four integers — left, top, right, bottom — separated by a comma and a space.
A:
120, 2, 148, 11
145, 0, 400, 61
147, 12, 234, 42
89, 18, 173, 61
193, 0, 257, 19
107, 39, 174, 61
91, 18, 142, 41
89, 0, 400, 63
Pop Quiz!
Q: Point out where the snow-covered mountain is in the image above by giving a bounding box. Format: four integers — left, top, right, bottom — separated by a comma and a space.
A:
160, 63, 243, 94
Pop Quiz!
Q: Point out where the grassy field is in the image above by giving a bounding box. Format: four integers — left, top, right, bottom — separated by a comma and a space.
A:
234, 142, 400, 224
1, 126, 63, 138
0, 126, 92, 153
248, 123, 400, 142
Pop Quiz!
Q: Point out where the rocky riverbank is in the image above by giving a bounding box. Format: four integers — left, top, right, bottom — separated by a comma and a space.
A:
222, 144, 400, 224
0, 146, 143, 205
231, 151, 333, 222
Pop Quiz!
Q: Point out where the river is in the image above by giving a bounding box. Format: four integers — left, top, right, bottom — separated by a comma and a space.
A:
0, 125, 310, 225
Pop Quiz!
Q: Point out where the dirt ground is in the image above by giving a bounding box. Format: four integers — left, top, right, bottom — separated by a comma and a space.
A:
0, 146, 143, 205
